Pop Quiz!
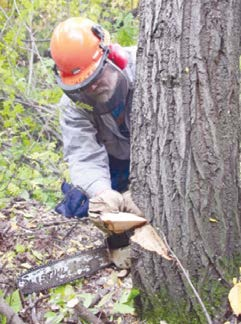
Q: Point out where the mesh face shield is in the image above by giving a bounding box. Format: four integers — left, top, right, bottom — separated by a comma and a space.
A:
59, 60, 130, 115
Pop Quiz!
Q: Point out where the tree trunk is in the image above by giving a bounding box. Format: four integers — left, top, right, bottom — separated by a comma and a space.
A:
130, 0, 241, 322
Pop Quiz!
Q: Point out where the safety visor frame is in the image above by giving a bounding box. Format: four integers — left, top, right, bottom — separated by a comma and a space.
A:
60, 59, 130, 115
53, 46, 110, 92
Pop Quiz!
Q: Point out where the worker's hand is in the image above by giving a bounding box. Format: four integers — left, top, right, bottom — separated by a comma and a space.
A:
122, 190, 144, 217
88, 189, 124, 216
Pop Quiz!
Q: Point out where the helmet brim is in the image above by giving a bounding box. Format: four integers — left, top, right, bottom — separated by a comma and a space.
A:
54, 48, 109, 91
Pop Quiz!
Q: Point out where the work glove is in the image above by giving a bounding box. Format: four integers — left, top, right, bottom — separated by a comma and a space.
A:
89, 189, 124, 216
89, 189, 124, 234
122, 190, 144, 217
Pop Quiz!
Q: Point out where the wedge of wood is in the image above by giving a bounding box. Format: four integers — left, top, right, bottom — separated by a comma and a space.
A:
131, 224, 173, 261
99, 212, 147, 234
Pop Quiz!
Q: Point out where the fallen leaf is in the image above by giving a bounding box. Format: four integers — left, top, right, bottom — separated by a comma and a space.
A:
3, 251, 16, 262
112, 302, 135, 315
67, 297, 79, 308
97, 291, 115, 308
70, 239, 83, 246
10, 221, 18, 230
24, 213, 34, 219
117, 269, 128, 278
228, 282, 241, 316
209, 218, 218, 223
20, 263, 32, 269
66, 247, 78, 254
15, 244, 26, 253
27, 221, 37, 229
78, 293, 93, 308
0, 212, 6, 220
32, 250, 43, 260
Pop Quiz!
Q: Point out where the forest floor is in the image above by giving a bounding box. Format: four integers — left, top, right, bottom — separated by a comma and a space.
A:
0, 197, 141, 324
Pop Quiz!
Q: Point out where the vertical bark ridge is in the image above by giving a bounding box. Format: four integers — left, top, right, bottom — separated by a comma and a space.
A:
131, 0, 241, 311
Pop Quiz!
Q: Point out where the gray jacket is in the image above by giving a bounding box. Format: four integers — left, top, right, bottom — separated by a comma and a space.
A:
59, 46, 136, 198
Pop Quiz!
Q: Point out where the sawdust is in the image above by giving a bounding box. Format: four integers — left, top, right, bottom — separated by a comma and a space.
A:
0, 198, 140, 323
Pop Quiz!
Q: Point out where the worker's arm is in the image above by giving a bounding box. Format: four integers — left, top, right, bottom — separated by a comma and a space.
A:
59, 95, 111, 198
60, 95, 143, 216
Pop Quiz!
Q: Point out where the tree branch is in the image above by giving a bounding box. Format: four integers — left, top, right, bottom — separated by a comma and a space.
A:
74, 301, 104, 324
0, 296, 24, 324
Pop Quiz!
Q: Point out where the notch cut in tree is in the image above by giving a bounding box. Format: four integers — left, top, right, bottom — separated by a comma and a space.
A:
131, 224, 172, 261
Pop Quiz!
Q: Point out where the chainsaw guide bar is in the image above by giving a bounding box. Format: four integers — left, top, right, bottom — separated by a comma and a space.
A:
18, 225, 135, 294
18, 246, 111, 294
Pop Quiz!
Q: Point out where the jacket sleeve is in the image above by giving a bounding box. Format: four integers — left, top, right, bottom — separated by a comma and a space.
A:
59, 95, 112, 198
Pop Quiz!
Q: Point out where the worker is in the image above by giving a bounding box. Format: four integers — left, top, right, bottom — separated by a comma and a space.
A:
50, 17, 142, 218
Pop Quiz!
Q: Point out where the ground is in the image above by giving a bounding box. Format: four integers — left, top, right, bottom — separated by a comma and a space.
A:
0, 198, 141, 323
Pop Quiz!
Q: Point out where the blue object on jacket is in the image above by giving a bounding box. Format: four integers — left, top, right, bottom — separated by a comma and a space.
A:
55, 155, 130, 218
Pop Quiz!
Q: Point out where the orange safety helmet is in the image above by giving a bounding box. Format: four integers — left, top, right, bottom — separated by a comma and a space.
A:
50, 17, 110, 88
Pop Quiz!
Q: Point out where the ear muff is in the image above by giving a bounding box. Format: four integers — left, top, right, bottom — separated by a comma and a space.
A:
108, 43, 128, 70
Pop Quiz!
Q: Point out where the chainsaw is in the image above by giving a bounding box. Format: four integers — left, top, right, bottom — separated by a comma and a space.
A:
18, 212, 147, 294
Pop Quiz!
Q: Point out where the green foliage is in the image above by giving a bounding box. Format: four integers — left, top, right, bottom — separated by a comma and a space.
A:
44, 284, 139, 323
44, 285, 77, 323
0, 289, 22, 324
0, 2, 139, 323
112, 288, 139, 315
6, 290, 22, 313
0, 0, 138, 209
114, 13, 139, 46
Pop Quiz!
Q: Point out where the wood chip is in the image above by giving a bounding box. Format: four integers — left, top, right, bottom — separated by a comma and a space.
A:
131, 224, 172, 261
100, 212, 147, 234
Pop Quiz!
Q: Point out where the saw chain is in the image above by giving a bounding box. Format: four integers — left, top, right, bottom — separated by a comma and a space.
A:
18, 231, 133, 294
18, 246, 111, 294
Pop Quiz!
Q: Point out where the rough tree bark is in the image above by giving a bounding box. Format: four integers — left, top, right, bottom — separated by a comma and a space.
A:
130, 0, 241, 322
